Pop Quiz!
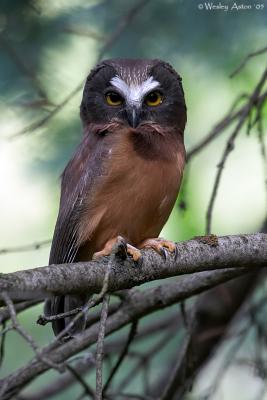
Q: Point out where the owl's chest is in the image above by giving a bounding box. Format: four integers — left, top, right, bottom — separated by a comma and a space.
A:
79, 129, 185, 247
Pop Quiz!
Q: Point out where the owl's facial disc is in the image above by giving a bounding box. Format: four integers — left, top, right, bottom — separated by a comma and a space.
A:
110, 75, 160, 128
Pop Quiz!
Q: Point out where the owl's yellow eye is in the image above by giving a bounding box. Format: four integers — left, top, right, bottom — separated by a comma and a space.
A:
145, 91, 163, 106
105, 91, 123, 106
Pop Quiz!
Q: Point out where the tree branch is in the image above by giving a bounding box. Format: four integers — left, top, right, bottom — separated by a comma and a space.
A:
0, 267, 253, 399
18, 316, 177, 400
0, 240, 51, 255
230, 45, 267, 78
0, 234, 266, 303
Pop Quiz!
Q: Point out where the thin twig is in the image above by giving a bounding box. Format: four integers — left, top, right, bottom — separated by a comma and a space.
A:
206, 68, 267, 234
117, 326, 177, 392
159, 307, 196, 400
0, 240, 51, 255
0, 268, 252, 399
0, 300, 40, 325
0, 325, 13, 338
0, 35, 50, 102
37, 306, 83, 326
95, 241, 121, 400
37, 301, 119, 327
9, 0, 151, 140
230, 46, 267, 78
45, 271, 110, 344
26, 240, 121, 400
16, 316, 177, 400
1, 292, 64, 372
187, 90, 267, 161
95, 293, 110, 400
9, 83, 83, 139
199, 324, 250, 399
66, 364, 95, 399
0, 322, 7, 367
103, 320, 138, 393
205, 125, 241, 234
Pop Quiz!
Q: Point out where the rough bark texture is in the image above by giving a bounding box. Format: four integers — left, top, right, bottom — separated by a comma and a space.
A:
0, 233, 266, 303
0, 268, 252, 399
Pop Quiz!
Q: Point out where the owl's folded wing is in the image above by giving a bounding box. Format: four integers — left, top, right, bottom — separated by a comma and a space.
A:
49, 131, 105, 265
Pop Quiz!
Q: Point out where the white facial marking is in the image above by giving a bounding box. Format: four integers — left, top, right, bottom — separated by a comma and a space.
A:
110, 76, 160, 106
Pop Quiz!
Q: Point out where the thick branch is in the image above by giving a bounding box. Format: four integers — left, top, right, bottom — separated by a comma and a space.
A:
0, 268, 252, 399
0, 234, 266, 302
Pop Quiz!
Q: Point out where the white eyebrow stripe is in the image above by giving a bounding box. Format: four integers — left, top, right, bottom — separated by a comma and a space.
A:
110, 76, 160, 106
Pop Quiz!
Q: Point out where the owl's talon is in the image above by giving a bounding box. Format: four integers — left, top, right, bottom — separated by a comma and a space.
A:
139, 238, 177, 260
92, 237, 142, 263
92, 252, 102, 261
160, 247, 168, 260
126, 244, 142, 262
115, 237, 128, 260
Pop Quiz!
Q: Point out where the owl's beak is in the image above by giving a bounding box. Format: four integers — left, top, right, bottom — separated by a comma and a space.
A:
126, 106, 141, 128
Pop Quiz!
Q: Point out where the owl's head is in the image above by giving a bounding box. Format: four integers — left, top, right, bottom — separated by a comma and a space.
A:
80, 58, 186, 135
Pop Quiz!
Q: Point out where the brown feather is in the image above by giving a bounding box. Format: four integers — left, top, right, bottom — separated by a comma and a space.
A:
76, 125, 185, 259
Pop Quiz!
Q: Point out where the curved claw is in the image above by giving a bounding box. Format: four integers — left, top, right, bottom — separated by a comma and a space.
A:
126, 244, 142, 263
93, 236, 142, 264
159, 246, 168, 260
115, 236, 128, 260
138, 238, 177, 261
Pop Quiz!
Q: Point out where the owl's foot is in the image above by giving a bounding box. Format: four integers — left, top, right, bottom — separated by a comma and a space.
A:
139, 238, 177, 260
92, 236, 142, 262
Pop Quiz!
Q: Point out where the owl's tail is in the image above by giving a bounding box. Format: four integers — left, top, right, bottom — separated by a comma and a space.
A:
44, 294, 90, 338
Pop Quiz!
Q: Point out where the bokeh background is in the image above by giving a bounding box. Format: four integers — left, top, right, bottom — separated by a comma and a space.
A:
0, 0, 267, 399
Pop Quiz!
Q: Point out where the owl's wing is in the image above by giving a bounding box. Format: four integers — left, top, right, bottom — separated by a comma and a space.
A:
49, 131, 106, 265
46, 131, 108, 336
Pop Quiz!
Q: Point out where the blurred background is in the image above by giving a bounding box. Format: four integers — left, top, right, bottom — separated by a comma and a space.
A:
0, 0, 267, 399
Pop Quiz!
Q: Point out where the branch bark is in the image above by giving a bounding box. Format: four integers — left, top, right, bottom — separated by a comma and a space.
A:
0, 268, 254, 399
151, 219, 267, 399
1, 233, 266, 399
0, 233, 266, 303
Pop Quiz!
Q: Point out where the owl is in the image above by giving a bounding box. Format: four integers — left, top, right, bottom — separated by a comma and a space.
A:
45, 59, 187, 336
